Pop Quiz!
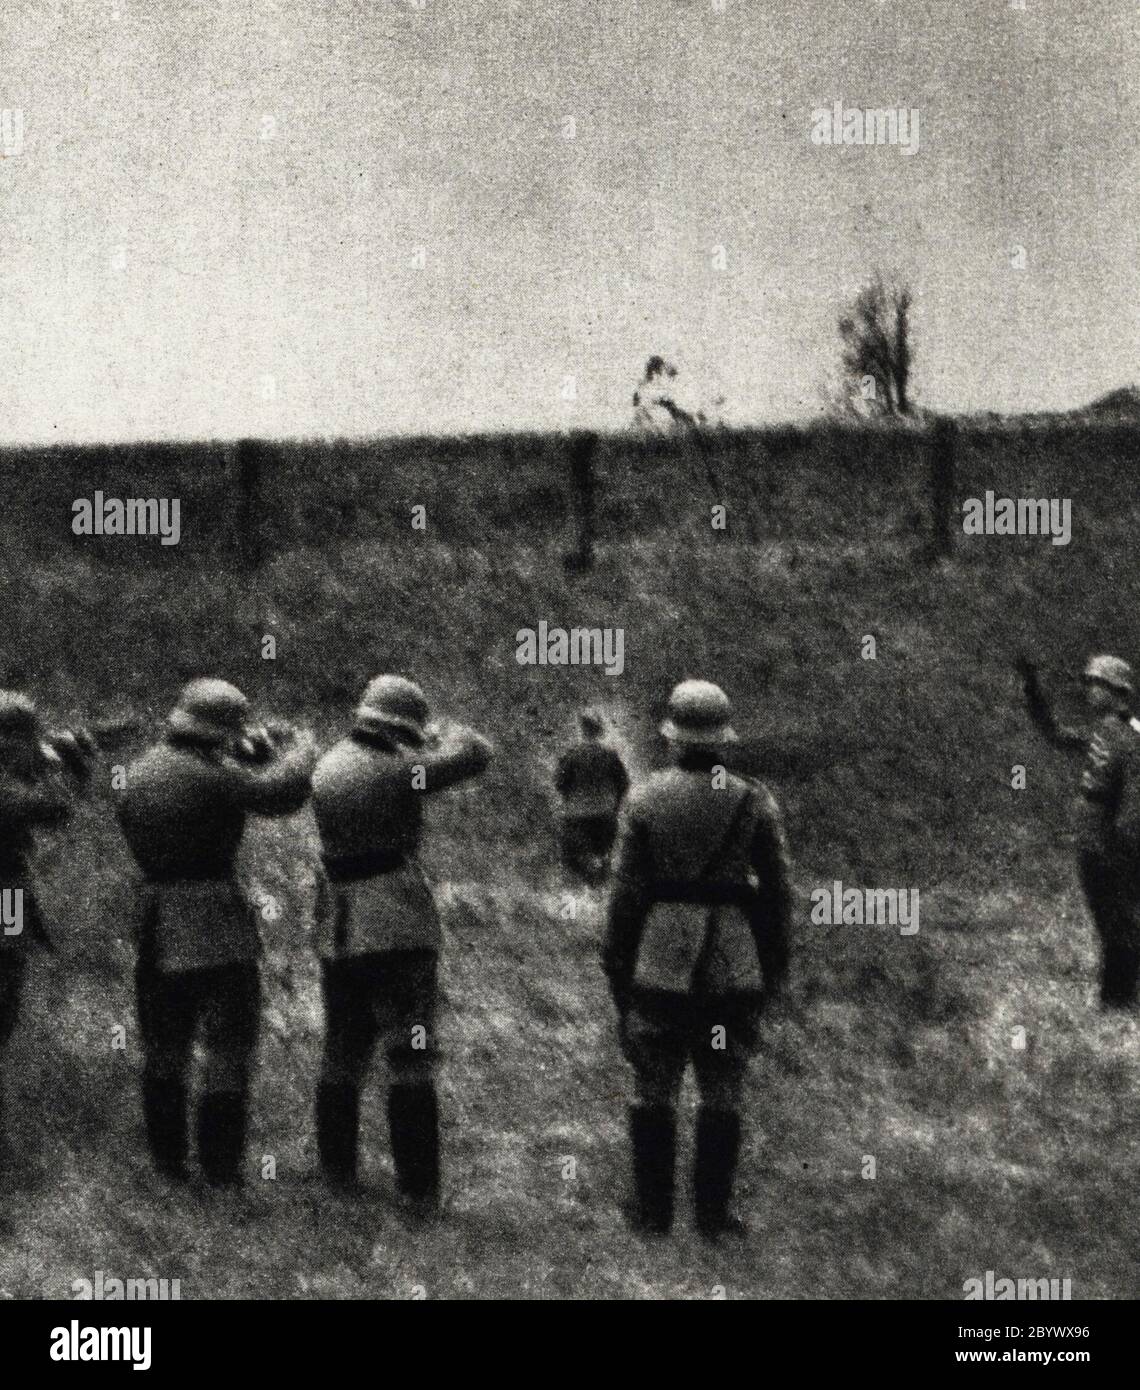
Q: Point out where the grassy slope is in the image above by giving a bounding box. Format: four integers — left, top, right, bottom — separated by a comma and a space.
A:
0, 422, 1137, 1299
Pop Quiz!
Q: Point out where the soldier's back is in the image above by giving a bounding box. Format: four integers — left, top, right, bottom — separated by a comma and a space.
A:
312, 737, 421, 861
118, 742, 243, 878
627, 767, 767, 883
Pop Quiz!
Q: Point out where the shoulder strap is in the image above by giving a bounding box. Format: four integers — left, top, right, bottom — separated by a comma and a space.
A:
695, 784, 754, 883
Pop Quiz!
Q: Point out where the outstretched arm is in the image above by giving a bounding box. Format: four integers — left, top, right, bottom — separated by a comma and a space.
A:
1017, 658, 1086, 753
414, 726, 494, 795
225, 730, 317, 817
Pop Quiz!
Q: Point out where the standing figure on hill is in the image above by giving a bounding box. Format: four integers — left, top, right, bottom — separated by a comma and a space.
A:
1019, 653, 1140, 1008
603, 680, 792, 1239
0, 692, 96, 1168
554, 710, 629, 886
116, 679, 315, 1186
632, 356, 698, 435
311, 676, 492, 1216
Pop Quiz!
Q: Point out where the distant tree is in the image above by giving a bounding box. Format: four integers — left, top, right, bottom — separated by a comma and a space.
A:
838, 275, 914, 417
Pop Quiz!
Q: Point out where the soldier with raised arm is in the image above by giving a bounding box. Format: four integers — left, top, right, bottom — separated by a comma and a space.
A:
1020, 653, 1140, 1007
116, 679, 315, 1186
0, 692, 96, 1165
311, 675, 492, 1216
604, 680, 792, 1240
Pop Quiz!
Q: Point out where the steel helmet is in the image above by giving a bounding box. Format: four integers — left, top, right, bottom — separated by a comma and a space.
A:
1083, 654, 1134, 697
354, 675, 430, 745
660, 679, 737, 746
167, 679, 250, 744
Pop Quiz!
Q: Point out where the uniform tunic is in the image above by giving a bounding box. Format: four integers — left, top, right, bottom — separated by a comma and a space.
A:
1073, 713, 1140, 1004
116, 735, 313, 973
312, 728, 491, 958
604, 766, 793, 1107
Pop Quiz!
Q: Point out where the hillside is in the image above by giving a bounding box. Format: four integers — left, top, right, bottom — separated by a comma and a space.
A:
0, 420, 1137, 1299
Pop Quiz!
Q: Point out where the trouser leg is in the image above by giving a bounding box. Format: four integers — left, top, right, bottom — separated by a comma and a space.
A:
387, 1083, 440, 1208
316, 958, 376, 1186
198, 964, 260, 1187
1101, 935, 1140, 1008
0, 952, 28, 1162
383, 952, 441, 1211
1081, 859, 1140, 1009
142, 1075, 190, 1181
626, 1104, 676, 1234
136, 954, 195, 1180
693, 1107, 744, 1238
0, 951, 27, 1051
692, 996, 758, 1238
623, 990, 686, 1234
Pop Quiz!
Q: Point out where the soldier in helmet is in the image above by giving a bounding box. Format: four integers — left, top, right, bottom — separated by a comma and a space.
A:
311, 676, 492, 1215
116, 679, 315, 1186
0, 692, 96, 1163
1020, 653, 1140, 1008
554, 709, 629, 885
603, 680, 792, 1239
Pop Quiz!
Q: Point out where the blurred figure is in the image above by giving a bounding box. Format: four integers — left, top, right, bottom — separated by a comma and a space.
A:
0, 692, 95, 1167
604, 680, 792, 1239
1020, 653, 1140, 1008
554, 709, 629, 885
116, 679, 315, 1186
632, 356, 697, 435
311, 676, 492, 1216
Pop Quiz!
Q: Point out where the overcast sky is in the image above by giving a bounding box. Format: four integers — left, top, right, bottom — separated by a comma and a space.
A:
2, 0, 1136, 443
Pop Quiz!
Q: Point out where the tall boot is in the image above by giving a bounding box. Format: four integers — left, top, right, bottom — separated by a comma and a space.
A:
694, 1107, 745, 1239
197, 1091, 247, 1188
142, 1075, 189, 1181
316, 1083, 360, 1188
387, 1082, 440, 1216
1100, 939, 1139, 1009
625, 1105, 675, 1235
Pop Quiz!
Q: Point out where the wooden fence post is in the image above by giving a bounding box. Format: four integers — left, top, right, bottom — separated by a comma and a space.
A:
235, 438, 264, 571
929, 416, 958, 560
564, 431, 598, 573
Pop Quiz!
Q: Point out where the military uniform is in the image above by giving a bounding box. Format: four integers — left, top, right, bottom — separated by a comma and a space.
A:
0, 694, 92, 1156
311, 675, 492, 1206
1023, 654, 1140, 1008
1074, 712, 1140, 1007
555, 734, 629, 883
604, 680, 793, 1237
116, 681, 314, 1185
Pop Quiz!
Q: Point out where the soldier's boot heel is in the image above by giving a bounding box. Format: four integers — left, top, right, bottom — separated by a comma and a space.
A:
197, 1091, 247, 1188
142, 1076, 190, 1181
625, 1105, 675, 1235
694, 1107, 746, 1240
316, 1082, 360, 1189
387, 1082, 441, 1219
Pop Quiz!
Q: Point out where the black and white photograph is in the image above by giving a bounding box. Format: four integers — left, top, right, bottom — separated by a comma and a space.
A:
0, 0, 1136, 1343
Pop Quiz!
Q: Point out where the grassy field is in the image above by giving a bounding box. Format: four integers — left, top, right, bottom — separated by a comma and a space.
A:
0, 421, 1137, 1299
